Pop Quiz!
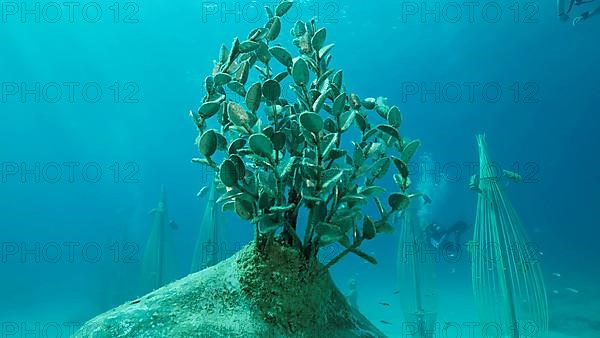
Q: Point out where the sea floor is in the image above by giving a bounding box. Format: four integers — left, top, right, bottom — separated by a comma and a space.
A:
10, 285, 599, 338
360, 271, 600, 338
3, 270, 599, 338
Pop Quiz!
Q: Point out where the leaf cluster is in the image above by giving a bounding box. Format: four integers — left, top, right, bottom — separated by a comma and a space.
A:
191, 0, 421, 272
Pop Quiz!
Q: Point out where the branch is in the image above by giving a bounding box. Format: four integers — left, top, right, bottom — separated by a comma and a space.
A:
316, 243, 359, 276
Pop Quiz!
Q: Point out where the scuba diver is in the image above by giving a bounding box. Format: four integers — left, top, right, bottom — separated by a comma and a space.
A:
573, 5, 600, 24
424, 221, 469, 256
558, 0, 600, 25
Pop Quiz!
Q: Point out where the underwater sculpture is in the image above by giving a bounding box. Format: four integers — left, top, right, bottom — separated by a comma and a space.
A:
190, 178, 226, 272
470, 135, 548, 337
397, 208, 438, 338
74, 1, 420, 336
140, 185, 179, 293
558, 0, 600, 25
191, 1, 421, 278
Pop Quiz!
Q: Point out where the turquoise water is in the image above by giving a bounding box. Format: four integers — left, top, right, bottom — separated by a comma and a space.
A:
1, 0, 598, 337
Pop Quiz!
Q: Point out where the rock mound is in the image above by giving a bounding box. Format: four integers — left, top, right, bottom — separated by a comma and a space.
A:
74, 243, 385, 337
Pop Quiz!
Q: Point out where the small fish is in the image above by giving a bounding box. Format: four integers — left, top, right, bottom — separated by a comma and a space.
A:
380, 320, 393, 325
469, 174, 481, 192
196, 186, 208, 197
552, 272, 561, 278
565, 288, 579, 294
169, 220, 178, 230
539, 251, 544, 256
379, 302, 390, 307
393, 290, 400, 295
552, 290, 559, 295
130, 299, 141, 305
422, 194, 432, 204
424, 292, 436, 297
503, 170, 523, 182
450, 267, 456, 274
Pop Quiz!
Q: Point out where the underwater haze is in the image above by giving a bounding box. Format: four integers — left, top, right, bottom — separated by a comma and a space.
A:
1, 0, 599, 337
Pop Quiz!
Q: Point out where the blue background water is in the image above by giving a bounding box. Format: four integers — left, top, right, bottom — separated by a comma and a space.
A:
1, 0, 598, 336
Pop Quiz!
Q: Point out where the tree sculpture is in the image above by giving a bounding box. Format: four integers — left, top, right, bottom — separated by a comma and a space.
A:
191, 0, 421, 276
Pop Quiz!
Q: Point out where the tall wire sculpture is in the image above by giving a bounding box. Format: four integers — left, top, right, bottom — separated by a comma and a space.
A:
471, 135, 548, 337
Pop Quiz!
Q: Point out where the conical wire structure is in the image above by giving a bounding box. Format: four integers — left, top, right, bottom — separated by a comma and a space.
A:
471, 135, 548, 337
141, 185, 178, 292
397, 208, 438, 338
190, 179, 225, 272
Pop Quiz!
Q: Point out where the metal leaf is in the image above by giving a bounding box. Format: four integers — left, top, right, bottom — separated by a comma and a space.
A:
362, 216, 376, 240
311, 28, 327, 51
266, 16, 281, 41
220, 159, 238, 187
249, 133, 274, 158
292, 58, 309, 86
401, 139, 421, 163
239, 40, 259, 53
269, 46, 293, 67
245, 82, 262, 113
388, 193, 410, 211
198, 129, 217, 157
387, 106, 402, 128
275, 0, 293, 16
198, 101, 221, 118
300, 112, 324, 133
262, 79, 281, 101
214, 73, 232, 86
